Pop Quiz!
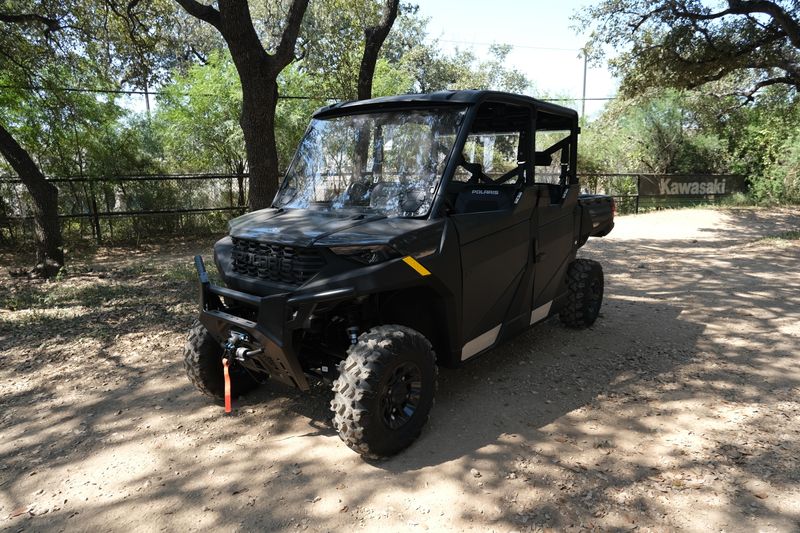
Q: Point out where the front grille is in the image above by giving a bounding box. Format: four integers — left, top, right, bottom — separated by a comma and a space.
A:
231, 237, 325, 286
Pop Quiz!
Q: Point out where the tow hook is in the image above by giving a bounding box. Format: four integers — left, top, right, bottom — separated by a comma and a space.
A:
222, 331, 263, 362
224, 331, 249, 354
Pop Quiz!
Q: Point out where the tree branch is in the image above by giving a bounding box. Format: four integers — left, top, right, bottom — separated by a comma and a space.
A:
0, 12, 60, 31
728, 1, 800, 48
744, 75, 798, 98
174, 0, 220, 30
669, 1, 800, 48
357, 0, 400, 99
669, 7, 736, 21
273, 0, 310, 68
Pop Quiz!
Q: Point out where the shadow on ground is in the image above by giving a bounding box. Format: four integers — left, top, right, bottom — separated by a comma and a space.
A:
1, 208, 798, 531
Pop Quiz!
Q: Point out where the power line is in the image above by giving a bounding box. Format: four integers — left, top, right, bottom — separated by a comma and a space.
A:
0, 83, 615, 103
0, 83, 621, 108
438, 39, 581, 52
0, 84, 333, 100
544, 97, 616, 101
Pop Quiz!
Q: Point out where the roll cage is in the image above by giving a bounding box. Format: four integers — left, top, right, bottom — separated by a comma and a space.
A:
303, 90, 580, 220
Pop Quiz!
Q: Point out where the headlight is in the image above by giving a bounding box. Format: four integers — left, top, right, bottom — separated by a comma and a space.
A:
329, 245, 400, 265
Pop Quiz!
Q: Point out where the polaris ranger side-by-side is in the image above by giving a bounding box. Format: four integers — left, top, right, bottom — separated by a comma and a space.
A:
185, 90, 614, 458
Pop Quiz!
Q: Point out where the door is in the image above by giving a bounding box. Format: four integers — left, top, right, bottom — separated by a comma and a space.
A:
447, 99, 535, 359
531, 119, 579, 314
453, 209, 530, 360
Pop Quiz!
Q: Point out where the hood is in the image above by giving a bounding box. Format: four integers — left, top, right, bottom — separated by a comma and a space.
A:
228, 208, 441, 248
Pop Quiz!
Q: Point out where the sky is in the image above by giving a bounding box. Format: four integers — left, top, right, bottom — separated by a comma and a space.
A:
124, 1, 618, 117
413, 0, 618, 117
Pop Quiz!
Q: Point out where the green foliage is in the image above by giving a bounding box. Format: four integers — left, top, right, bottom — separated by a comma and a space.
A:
580, 90, 730, 175
578, 0, 800, 100
154, 50, 245, 175
299, 0, 373, 99
577, 1, 799, 204
151, 5, 529, 180
0, 74, 160, 180
152, 53, 327, 176
580, 84, 800, 206
400, 43, 530, 94
0, 0, 181, 188
371, 58, 415, 97
763, 129, 800, 203
299, 3, 530, 98
710, 86, 800, 203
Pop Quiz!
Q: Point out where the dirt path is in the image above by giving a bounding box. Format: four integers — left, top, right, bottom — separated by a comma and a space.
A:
1, 207, 799, 532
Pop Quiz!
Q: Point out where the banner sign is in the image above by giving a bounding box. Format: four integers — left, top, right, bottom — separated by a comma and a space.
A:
639, 174, 746, 197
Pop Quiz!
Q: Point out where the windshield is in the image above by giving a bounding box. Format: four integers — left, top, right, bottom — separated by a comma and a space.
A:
275, 107, 466, 217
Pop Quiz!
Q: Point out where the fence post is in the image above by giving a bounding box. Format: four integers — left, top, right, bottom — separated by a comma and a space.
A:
635, 175, 641, 214
88, 179, 102, 244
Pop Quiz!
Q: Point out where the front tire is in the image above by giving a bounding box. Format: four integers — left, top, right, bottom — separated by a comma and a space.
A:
183, 320, 261, 401
330, 325, 437, 459
559, 259, 604, 328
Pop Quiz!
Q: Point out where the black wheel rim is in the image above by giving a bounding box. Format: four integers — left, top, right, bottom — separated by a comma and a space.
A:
379, 362, 423, 430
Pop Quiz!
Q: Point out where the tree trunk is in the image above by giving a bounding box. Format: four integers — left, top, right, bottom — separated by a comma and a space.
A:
357, 0, 400, 100
239, 72, 280, 210
0, 121, 64, 277
176, 0, 309, 212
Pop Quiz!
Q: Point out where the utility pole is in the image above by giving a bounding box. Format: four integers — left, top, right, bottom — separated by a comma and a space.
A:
581, 46, 589, 121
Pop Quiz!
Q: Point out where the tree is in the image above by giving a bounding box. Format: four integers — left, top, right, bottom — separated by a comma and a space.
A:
0, 1, 173, 275
0, 8, 70, 275
401, 43, 530, 94
579, 90, 729, 174
297, 0, 407, 100
0, 123, 62, 275
155, 50, 247, 178
579, 0, 800, 100
175, 0, 309, 210
358, 0, 400, 100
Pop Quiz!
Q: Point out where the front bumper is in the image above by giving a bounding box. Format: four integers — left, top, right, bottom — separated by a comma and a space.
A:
194, 255, 353, 391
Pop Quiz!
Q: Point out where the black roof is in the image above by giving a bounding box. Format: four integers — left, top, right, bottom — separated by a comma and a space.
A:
312, 90, 578, 120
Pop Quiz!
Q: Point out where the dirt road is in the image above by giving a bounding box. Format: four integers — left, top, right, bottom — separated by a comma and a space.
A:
1, 207, 799, 532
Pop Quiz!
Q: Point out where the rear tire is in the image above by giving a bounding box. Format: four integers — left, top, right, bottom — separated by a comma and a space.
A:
559, 259, 604, 328
330, 325, 437, 459
183, 320, 260, 401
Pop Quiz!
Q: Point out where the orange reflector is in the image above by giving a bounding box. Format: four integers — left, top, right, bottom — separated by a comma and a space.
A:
222, 358, 232, 414
402, 256, 431, 276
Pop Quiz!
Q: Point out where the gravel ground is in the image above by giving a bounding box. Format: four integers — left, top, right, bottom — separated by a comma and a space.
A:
0, 207, 799, 532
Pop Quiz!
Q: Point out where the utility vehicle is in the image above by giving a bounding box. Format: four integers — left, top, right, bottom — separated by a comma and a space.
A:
185, 90, 614, 458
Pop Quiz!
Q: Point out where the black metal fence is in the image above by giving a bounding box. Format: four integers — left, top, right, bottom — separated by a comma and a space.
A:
0, 172, 747, 246
0, 173, 250, 244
